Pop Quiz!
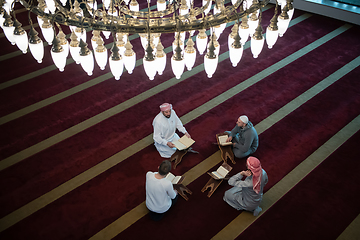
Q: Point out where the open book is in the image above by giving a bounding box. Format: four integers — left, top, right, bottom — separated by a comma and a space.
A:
208, 163, 233, 180
218, 135, 232, 146
173, 135, 195, 150
165, 172, 184, 184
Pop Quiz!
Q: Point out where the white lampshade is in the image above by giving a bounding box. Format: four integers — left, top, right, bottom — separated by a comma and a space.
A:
155, 55, 166, 75
123, 53, 136, 74
41, 26, 54, 45
123, 41, 136, 74
140, 35, 148, 50
287, 7, 295, 21
251, 35, 264, 58
278, 16, 290, 37
248, 18, 258, 36
70, 45, 81, 64
44, 0, 56, 13
184, 50, 196, 71
80, 52, 94, 76
155, 41, 166, 75
157, 0, 166, 12
238, 27, 249, 46
109, 57, 124, 80
143, 57, 157, 80
184, 38, 196, 71
171, 56, 184, 79
129, 0, 139, 18
0, 13, 5, 28
180, 8, 189, 16
29, 41, 44, 63
203, 0, 211, 16
129, 3, 139, 12
60, 41, 69, 58
94, 49, 108, 70
196, 29, 208, 55
204, 54, 218, 78
101, 31, 109, 40
103, 0, 111, 9
14, 32, 29, 54
51, 49, 66, 72
3, 25, 16, 45
266, 27, 279, 49
229, 44, 243, 67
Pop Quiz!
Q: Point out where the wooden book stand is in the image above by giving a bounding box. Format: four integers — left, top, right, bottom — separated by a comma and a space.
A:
169, 149, 188, 169
201, 162, 232, 198
173, 184, 192, 201
216, 133, 236, 164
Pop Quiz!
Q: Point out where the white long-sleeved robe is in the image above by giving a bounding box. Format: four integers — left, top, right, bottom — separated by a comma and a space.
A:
152, 109, 187, 158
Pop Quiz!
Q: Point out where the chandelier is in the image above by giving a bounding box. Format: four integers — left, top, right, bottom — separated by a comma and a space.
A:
0, 0, 294, 80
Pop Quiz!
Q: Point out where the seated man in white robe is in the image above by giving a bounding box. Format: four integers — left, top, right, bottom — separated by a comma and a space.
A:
152, 103, 191, 158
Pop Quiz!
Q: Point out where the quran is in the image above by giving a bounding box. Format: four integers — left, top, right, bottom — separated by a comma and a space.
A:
173, 135, 195, 150
208, 163, 233, 180
218, 135, 232, 146
165, 172, 184, 184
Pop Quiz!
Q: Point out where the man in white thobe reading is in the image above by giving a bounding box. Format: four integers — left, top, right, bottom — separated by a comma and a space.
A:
152, 103, 191, 158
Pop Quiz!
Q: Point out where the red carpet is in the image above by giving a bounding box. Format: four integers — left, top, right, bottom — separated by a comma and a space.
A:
1, 3, 360, 240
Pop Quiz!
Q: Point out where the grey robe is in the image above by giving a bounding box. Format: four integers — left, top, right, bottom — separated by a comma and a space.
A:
228, 121, 259, 158
223, 169, 268, 212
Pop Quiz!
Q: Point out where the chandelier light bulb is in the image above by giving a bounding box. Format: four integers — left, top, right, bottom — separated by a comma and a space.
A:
203, 0, 211, 16
278, 6, 290, 37
44, 0, 56, 13
28, 26, 44, 63
229, 37, 243, 67
109, 43, 124, 80
155, 41, 166, 75
157, 0, 166, 12
251, 28, 264, 59
171, 36, 185, 79
94, 38, 108, 71
196, 29, 207, 55
123, 39, 136, 74
40, 19, 54, 45
129, 0, 139, 18
79, 39, 94, 76
2, 11, 15, 45
69, 31, 81, 64
103, 0, 111, 9
143, 40, 157, 80
266, 26, 279, 49
184, 37, 197, 71
204, 38, 218, 78
51, 37, 66, 72
171, 56, 184, 79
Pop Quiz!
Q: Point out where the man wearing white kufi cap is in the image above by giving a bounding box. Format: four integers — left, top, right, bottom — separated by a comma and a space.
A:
225, 115, 259, 158
152, 103, 191, 158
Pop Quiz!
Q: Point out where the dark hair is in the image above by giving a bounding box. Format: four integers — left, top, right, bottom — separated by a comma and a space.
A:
159, 160, 172, 176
